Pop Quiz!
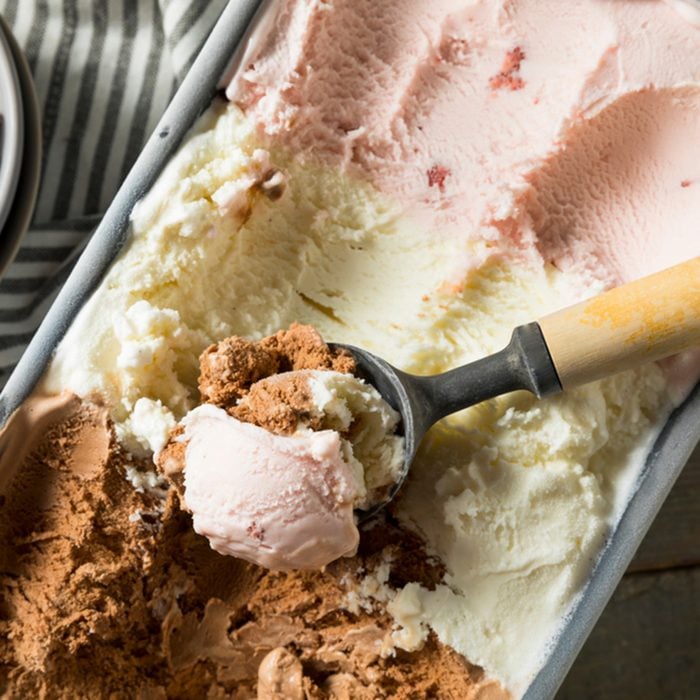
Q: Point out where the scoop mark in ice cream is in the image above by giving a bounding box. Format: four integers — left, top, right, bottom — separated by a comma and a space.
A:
0, 392, 109, 492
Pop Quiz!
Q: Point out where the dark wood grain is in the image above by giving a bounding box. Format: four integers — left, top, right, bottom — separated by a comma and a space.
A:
629, 443, 700, 572
557, 568, 700, 699
559, 444, 700, 699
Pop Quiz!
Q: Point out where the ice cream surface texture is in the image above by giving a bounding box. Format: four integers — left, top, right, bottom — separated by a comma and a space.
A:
178, 404, 362, 570
1, 398, 497, 698
158, 325, 405, 570
3, 0, 700, 697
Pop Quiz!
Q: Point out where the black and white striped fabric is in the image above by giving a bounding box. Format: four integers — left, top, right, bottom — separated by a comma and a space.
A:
0, 0, 227, 380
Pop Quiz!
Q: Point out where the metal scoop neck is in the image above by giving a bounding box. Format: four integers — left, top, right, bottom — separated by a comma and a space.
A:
333, 322, 562, 520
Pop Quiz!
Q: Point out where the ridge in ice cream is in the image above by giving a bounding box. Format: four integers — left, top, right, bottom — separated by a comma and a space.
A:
158, 323, 405, 570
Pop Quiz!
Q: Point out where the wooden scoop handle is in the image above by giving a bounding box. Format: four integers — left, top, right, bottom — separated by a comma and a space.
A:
538, 257, 700, 389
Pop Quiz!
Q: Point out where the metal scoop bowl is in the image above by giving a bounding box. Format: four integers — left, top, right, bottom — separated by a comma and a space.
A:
333, 257, 700, 520
333, 323, 560, 520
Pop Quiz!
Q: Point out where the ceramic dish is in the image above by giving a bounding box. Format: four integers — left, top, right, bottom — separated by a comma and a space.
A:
0, 17, 23, 238
0, 16, 41, 278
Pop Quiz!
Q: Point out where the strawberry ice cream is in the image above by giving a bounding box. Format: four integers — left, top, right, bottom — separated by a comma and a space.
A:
175, 405, 361, 570
228, 0, 700, 296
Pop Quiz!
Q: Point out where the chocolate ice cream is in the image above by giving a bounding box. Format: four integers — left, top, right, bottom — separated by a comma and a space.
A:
0, 395, 503, 698
197, 323, 356, 433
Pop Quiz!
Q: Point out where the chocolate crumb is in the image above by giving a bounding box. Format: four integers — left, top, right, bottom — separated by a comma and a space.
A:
232, 372, 324, 435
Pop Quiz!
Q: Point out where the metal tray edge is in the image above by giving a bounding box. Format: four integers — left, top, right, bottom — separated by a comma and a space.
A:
0, 0, 265, 424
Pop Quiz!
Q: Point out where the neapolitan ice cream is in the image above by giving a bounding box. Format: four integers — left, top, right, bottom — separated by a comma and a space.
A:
158, 324, 404, 570
1, 1, 700, 697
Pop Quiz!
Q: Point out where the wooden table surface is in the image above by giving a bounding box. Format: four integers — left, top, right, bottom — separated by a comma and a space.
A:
557, 442, 700, 699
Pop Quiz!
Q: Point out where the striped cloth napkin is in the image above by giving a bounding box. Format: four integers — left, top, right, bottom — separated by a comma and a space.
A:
0, 0, 227, 382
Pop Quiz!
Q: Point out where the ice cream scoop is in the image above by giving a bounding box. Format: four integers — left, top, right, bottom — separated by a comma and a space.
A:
337, 257, 700, 519
170, 369, 405, 570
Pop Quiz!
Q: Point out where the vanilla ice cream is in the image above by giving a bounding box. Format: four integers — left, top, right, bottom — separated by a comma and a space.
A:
4, 1, 700, 697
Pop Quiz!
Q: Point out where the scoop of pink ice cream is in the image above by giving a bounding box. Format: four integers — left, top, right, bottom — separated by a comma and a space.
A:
665, 0, 700, 26
179, 404, 360, 570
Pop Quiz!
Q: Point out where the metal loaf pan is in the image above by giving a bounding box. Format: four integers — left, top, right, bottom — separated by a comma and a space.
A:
0, 2, 697, 698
